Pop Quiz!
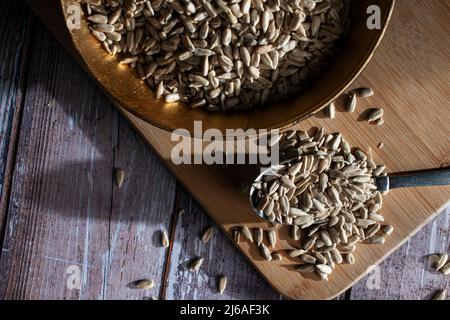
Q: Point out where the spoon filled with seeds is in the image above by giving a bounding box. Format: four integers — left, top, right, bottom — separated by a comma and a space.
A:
250, 128, 450, 226
247, 128, 449, 279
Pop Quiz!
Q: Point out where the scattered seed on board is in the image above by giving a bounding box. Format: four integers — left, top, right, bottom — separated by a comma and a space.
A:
254, 228, 263, 246
272, 253, 283, 261
114, 168, 124, 187
367, 108, 384, 122
233, 229, 241, 243
161, 230, 169, 248
245, 127, 391, 279
377, 142, 385, 149
431, 289, 447, 300
134, 279, 155, 290
267, 229, 277, 248
201, 226, 214, 244
189, 258, 204, 272
435, 253, 448, 271
440, 262, 450, 275
381, 225, 394, 236
218, 276, 227, 294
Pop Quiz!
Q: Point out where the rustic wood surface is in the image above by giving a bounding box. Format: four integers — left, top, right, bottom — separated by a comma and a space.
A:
0, 0, 448, 300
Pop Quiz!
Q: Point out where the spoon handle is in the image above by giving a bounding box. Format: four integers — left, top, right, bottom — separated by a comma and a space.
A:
376, 167, 450, 191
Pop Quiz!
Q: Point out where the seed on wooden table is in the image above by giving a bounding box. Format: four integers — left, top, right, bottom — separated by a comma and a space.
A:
431, 289, 447, 300
355, 87, 374, 98
134, 279, 155, 289
346, 93, 357, 112
241, 226, 253, 242
161, 230, 169, 248
345, 253, 355, 265
259, 243, 272, 261
300, 254, 316, 264
189, 258, 204, 272
315, 264, 333, 275
367, 108, 384, 122
114, 168, 125, 187
267, 229, 277, 248
218, 276, 227, 294
296, 264, 315, 273
377, 142, 385, 149
201, 226, 214, 244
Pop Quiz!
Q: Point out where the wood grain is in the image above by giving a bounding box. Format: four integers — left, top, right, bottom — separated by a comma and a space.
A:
0, 23, 176, 299
22, 0, 450, 299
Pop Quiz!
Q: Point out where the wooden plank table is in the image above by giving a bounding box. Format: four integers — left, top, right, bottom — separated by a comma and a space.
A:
0, 1, 448, 300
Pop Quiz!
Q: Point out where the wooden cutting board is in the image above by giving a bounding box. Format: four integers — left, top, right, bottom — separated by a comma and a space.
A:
28, 0, 449, 299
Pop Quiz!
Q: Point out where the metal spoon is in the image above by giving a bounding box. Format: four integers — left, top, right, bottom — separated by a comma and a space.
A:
249, 164, 450, 224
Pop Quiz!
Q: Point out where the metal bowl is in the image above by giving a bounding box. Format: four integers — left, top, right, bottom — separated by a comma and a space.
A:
60, 0, 395, 134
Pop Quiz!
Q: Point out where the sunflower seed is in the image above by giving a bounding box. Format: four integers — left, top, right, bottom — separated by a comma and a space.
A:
367, 108, 384, 122
218, 276, 227, 294
85, 0, 352, 111
272, 252, 283, 261
355, 87, 374, 98
440, 262, 450, 275
134, 279, 155, 289
254, 228, 264, 246
259, 243, 272, 261
241, 226, 253, 242
267, 229, 277, 248
435, 253, 448, 271
201, 226, 214, 244
325, 102, 336, 119
114, 168, 125, 187
161, 230, 169, 248
345, 253, 355, 264
431, 289, 446, 300
346, 93, 357, 112
296, 264, 315, 273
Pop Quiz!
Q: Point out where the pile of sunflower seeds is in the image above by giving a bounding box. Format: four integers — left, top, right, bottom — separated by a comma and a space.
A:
250, 128, 392, 280
82, 0, 352, 111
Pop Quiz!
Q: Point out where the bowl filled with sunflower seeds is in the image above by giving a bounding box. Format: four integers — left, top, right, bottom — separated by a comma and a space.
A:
63, 0, 395, 133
